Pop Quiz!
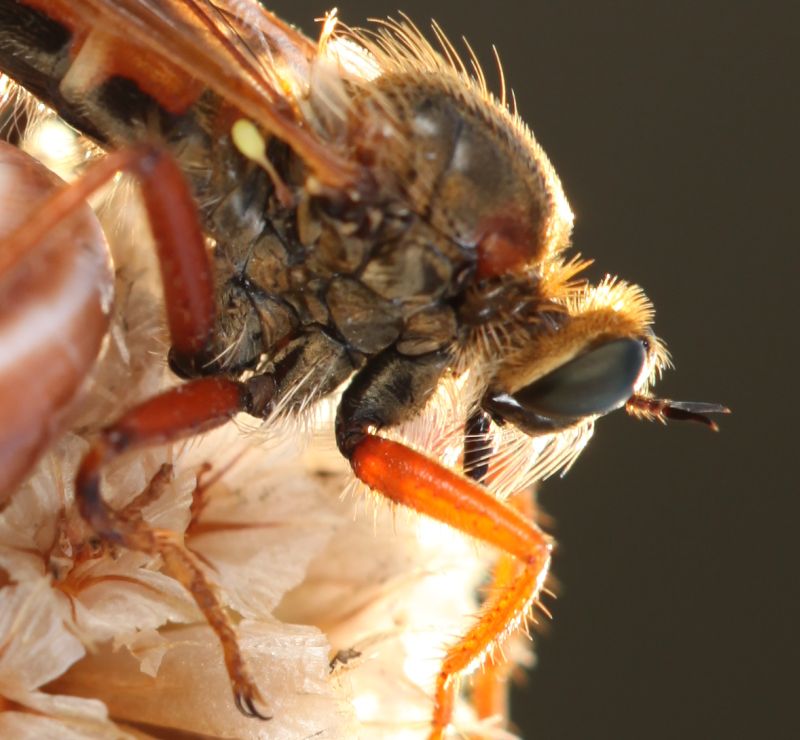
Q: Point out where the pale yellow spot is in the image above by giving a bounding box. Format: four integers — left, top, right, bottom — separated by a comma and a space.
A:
231, 119, 268, 165
231, 119, 294, 207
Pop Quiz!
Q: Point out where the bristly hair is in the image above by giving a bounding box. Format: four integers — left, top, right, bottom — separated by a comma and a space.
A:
565, 276, 672, 389
467, 254, 593, 358
319, 14, 574, 252
0, 75, 34, 143
339, 14, 517, 126
331, 14, 548, 152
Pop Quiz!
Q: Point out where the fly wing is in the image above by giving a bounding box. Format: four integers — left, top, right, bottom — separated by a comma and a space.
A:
23, 0, 360, 188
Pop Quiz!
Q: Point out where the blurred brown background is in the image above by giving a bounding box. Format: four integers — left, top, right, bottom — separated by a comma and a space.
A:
274, 2, 796, 738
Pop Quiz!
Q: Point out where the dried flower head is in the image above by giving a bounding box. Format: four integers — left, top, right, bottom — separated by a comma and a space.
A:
0, 109, 522, 738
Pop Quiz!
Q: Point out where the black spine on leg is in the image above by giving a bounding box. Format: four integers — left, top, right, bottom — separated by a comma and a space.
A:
463, 410, 493, 483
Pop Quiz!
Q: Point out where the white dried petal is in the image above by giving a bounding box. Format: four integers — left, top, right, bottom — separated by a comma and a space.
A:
0, 75, 534, 740
0, 582, 120, 738
51, 622, 354, 738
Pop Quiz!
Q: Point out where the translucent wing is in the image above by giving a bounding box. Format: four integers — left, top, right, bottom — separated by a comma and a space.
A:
28, 0, 359, 187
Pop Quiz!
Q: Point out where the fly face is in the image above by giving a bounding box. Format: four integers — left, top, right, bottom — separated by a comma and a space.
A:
0, 2, 728, 736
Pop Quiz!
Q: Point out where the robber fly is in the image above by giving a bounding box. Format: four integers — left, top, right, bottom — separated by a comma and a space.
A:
0, 1, 727, 736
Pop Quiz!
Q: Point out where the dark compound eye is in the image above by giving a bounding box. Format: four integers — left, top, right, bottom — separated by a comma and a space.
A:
484, 338, 647, 435
514, 338, 647, 417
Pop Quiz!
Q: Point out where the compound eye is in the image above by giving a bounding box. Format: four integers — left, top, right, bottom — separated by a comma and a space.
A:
513, 337, 647, 419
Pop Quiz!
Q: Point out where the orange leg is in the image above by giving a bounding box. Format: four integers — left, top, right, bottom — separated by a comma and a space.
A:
469, 488, 536, 735
7, 142, 273, 716
117, 463, 174, 522
350, 435, 552, 740
75, 376, 269, 718
185, 461, 217, 534
470, 656, 513, 735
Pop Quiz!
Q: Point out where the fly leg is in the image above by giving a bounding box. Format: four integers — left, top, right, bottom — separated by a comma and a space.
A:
469, 489, 540, 737
117, 463, 174, 523
337, 352, 552, 740
464, 421, 541, 735
350, 437, 551, 740
463, 412, 520, 732
469, 564, 521, 735
5, 143, 272, 717
75, 376, 272, 719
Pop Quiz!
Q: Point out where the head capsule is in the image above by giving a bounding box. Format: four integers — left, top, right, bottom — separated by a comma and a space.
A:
478, 278, 728, 437
477, 277, 668, 434
334, 22, 727, 443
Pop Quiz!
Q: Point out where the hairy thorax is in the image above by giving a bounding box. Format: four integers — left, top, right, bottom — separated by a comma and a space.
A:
196, 73, 567, 403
